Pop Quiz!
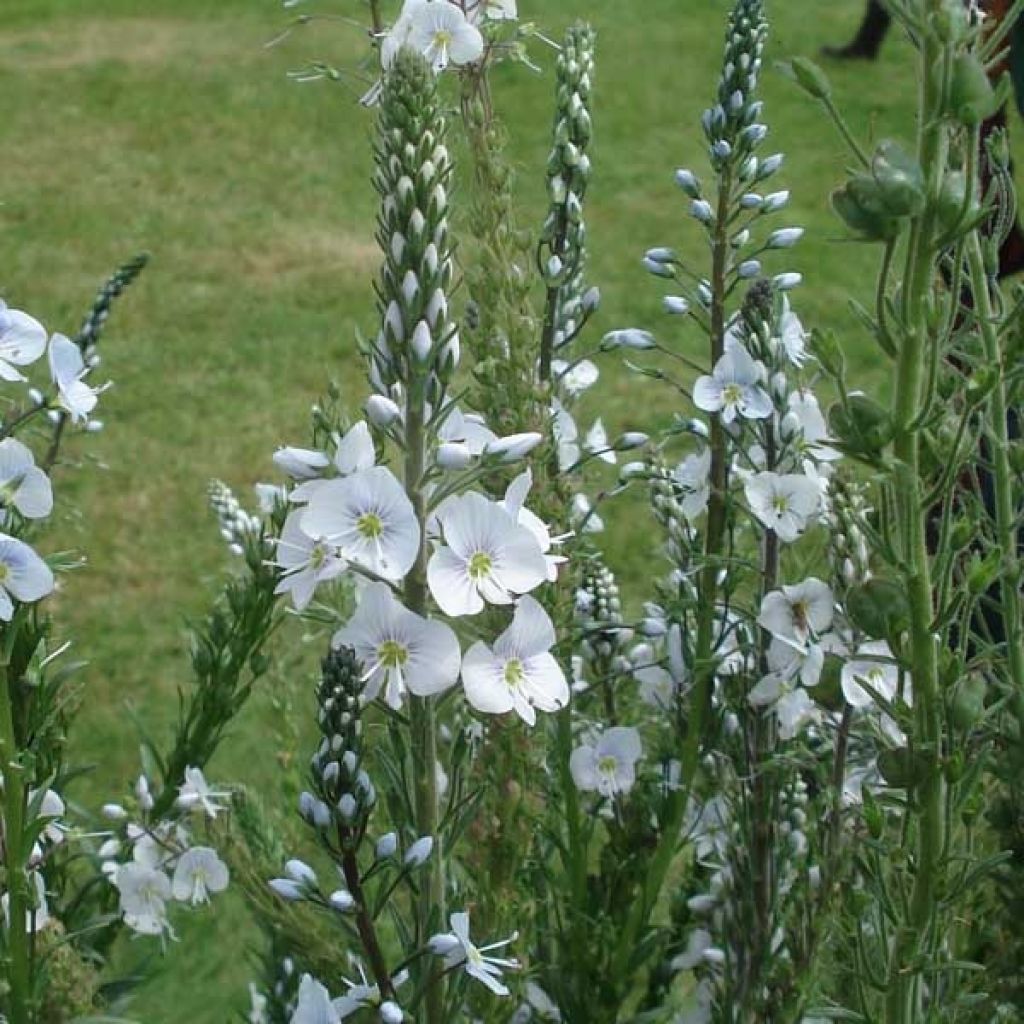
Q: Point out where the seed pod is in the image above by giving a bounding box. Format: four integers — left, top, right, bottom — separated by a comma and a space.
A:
949, 54, 996, 126
950, 676, 987, 731
871, 140, 925, 217
846, 578, 911, 642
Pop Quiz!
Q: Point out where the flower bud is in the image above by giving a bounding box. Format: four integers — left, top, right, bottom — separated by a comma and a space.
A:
404, 836, 434, 867
376, 832, 398, 860
366, 394, 401, 427
773, 272, 802, 291
602, 329, 656, 351
767, 227, 803, 249
285, 859, 318, 887
329, 889, 356, 912
269, 878, 305, 902
674, 168, 701, 197
437, 442, 474, 470
690, 199, 714, 224
617, 431, 649, 450
102, 803, 127, 821
484, 432, 543, 463
789, 57, 832, 100
663, 296, 690, 316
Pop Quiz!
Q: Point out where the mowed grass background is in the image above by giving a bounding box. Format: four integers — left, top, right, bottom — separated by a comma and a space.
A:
0, 0, 952, 1017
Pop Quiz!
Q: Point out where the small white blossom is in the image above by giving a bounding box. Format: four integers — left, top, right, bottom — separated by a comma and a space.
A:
757, 578, 834, 650
274, 510, 347, 610
171, 847, 229, 905
0, 439, 52, 523
428, 911, 518, 996
302, 466, 419, 582
570, 727, 643, 797
176, 766, 231, 819
462, 596, 569, 725
48, 334, 105, 423
0, 534, 54, 621
692, 345, 772, 424
744, 471, 821, 542
0, 302, 47, 381
113, 862, 173, 937
427, 491, 547, 616
333, 582, 461, 708
384, 0, 484, 73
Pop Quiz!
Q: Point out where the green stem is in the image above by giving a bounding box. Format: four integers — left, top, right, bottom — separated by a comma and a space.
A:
609, 163, 735, 988
964, 232, 1024, 710
884, 12, 947, 1020
0, 663, 30, 1024
403, 395, 444, 1024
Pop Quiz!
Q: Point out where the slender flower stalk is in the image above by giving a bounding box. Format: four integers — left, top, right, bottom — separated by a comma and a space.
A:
372, 49, 457, 1022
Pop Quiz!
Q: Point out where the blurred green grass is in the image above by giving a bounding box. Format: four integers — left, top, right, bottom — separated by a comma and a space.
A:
0, 0, 937, 1017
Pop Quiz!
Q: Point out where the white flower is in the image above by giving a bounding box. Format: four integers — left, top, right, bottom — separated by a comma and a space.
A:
385, 0, 484, 72
48, 334, 105, 423
35, 787, 66, 845
674, 447, 711, 520
787, 391, 840, 462
469, 0, 518, 22
570, 727, 643, 797
171, 846, 229, 905
113, 862, 172, 936
692, 345, 772, 424
553, 358, 599, 396
333, 966, 410, 1019
332, 420, 376, 476
551, 399, 579, 471
2, 870, 49, 933
583, 418, 616, 464
273, 446, 329, 481
744, 471, 821, 542
777, 298, 808, 366
501, 470, 565, 582
428, 911, 518, 996
274, 510, 347, 610
757, 578, 834, 650
427, 491, 548, 616
248, 983, 269, 1024
333, 582, 460, 708
291, 974, 343, 1024
176, 766, 231, 818
0, 440, 51, 524
636, 664, 679, 710
437, 405, 497, 454
302, 466, 419, 582
462, 596, 569, 725
0, 534, 53, 621
0, 302, 47, 382
841, 640, 900, 709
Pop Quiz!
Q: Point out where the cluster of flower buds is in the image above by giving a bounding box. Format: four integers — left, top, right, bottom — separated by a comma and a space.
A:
208, 479, 261, 556
646, 456, 701, 567
539, 21, 596, 348
824, 473, 873, 588
74, 252, 148, 363
704, 0, 769, 173
368, 49, 456, 405
576, 557, 627, 662
301, 645, 377, 843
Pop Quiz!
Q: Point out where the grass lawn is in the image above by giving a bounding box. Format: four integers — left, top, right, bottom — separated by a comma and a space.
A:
0, 0, 955, 1017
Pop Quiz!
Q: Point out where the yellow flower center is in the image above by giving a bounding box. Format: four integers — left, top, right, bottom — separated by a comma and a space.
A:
468, 551, 493, 580
433, 29, 453, 47
378, 640, 408, 669
723, 383, 743, 404
357, 512, 384, 540
504, 658, 525, 688
598, 755, 618, 776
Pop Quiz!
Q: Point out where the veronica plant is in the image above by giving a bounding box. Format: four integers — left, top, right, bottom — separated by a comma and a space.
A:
252, 48, 570, 1024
